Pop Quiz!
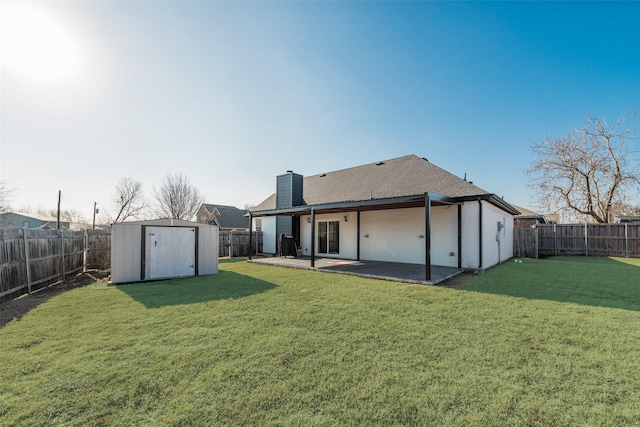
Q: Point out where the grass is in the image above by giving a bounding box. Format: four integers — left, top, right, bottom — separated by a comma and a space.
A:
2, 258, 640, 425
462, 256, 640, 310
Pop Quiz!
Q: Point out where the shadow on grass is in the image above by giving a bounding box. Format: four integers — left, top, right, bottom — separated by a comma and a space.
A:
460, 256, 640, 311
118, 271, 276, 309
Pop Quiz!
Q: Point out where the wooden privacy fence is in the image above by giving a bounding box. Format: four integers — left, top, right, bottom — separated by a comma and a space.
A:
219, 230, 263, 257
0, 228, 111, 301
514, 223, 640, 258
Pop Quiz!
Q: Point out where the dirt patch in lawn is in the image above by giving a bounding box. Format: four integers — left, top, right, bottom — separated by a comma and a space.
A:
438, 271, 476, 288
0, 270, 110, 328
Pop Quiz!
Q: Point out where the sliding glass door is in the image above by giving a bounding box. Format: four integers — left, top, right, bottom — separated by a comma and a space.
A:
318, 221, 340, 254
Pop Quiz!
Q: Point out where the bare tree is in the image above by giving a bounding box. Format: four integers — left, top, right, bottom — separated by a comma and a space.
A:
0, 181, 14, 213
109, 177, 147, 223
60, 209, 87, 224
153, 173, 204, 220
527, 113, 640, 223
42, 208, 87, 224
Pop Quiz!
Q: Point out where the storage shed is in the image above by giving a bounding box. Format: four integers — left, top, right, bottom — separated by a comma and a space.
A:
110, 219, 218, 284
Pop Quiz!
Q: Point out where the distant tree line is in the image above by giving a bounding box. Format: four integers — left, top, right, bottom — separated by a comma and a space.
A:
1, 172, 206, 226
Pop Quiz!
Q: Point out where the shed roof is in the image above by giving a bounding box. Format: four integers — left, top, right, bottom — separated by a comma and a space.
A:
112, 218, 216, 228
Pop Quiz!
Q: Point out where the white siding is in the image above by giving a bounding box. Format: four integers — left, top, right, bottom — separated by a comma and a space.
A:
198, 224, 219, 275
111, 223, 143, 284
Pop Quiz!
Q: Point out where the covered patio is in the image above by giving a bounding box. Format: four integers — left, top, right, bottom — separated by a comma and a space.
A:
249, 193, 462, 282
248, 256, 464, 285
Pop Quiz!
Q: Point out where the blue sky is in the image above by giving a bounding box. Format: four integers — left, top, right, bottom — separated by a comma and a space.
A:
2, 1, 639, 221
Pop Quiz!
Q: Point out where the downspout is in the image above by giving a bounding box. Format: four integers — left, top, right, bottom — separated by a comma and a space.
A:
478, 199, 483, 269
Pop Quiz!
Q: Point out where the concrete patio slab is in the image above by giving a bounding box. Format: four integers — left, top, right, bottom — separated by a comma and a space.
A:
248, 256, 463, 285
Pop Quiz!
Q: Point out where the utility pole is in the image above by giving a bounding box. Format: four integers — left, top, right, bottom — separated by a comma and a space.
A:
57, 190, 61, 229
92, 202, 98, 229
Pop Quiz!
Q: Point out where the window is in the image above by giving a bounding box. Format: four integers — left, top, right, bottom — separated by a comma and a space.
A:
255, 218, 262, 232
318, 221, 339, 254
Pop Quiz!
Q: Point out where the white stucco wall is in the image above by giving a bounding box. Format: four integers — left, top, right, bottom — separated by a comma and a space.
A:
460, 200, 514, 270
461, 201, 481, 269
299, 206, 458, 266
256, 216, 277, 254
481, 201, 514, 268
259, 200, 515, 269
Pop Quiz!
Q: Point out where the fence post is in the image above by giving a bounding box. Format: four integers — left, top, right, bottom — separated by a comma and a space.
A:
60, 230, 66, 282
22, 228, 32, 295
625, 223, 629, 258
553, 224, 557, 256
229, 230, 234, 258
83, 230, 88, 273
584, 224, 589, 257
535, 226, 539, 259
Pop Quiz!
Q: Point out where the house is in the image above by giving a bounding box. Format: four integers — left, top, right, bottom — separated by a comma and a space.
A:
248, 154, 520, 281
196, 204, 250, 231
0, 211, 70, 229
512, 205, 559, 228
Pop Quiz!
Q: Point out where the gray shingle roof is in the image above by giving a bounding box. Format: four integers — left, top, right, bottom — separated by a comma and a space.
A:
252, 154, 495, 210
202, 204, 250, 229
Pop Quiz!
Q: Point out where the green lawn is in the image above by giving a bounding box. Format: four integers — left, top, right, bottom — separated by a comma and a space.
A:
462, 256, 640, 310
2, 257, 640, 425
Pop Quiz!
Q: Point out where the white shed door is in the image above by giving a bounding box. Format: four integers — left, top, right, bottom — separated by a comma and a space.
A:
145, 226, 196, 280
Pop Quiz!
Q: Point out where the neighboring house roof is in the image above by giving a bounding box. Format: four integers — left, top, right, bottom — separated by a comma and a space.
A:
512, 205, 559, 224
251, 154, 519, 215
0, 211, 70, 228
201, 204, 250, 229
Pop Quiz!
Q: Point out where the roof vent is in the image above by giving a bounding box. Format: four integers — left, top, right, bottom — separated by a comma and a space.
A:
422, 157, 428, 161
320, 173, 327, 177
376, 161, 385, 166
286, 170, 293, 173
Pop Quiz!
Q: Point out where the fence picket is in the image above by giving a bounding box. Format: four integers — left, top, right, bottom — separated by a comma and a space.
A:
514, 223, 640, 258
0, 228, 111, 301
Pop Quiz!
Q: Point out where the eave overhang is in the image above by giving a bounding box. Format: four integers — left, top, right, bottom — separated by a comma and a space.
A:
250, 193, 460, 217
250, 192, 520, 217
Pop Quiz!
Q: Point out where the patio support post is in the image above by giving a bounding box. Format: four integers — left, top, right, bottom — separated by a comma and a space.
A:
248, 212, 253, 260
478, 199, 483, 269
310, 208, 316, 268
356, 211, 361, 261
425, 193, 431, 282
457, 204, 462, 269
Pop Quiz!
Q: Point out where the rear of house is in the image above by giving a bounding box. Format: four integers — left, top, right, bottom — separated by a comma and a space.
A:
249, 155, 519, 280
